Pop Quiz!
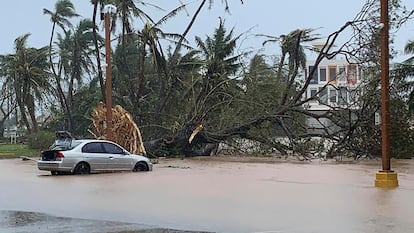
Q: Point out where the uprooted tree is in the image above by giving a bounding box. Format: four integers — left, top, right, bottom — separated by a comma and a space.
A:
80, 0, 414, 159
129, 0, 414, 159
6, 0, 412, 159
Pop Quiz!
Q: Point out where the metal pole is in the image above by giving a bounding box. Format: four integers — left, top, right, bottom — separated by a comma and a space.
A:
380, 0, 390, 171
105, 12, 113, 141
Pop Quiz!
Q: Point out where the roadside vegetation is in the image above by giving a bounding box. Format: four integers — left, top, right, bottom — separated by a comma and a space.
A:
0, 131, 53, 158
0, 144, 40, 159
0, 0, 414, 160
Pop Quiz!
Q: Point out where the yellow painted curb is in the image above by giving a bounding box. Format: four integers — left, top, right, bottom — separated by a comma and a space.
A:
375, 171, 398, 188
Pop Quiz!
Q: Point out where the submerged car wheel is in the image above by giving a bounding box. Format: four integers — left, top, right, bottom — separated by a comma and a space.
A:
51, 171, 61, 176
133, 161, 148, 172
74, 162, 90, 175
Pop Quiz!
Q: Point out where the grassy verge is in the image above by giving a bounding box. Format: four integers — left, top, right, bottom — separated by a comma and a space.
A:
0, 144, 41, 159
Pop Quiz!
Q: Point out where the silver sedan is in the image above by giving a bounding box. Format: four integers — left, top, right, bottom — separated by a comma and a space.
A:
37, 139, 152, 175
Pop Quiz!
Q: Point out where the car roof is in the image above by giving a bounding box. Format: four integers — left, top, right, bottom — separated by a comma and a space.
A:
74, 139, 114, 144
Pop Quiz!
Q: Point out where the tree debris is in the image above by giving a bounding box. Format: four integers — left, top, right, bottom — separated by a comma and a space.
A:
90, 102, 146, 155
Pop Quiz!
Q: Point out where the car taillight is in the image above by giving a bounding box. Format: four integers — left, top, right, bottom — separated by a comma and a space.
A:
56, 151, 65, 158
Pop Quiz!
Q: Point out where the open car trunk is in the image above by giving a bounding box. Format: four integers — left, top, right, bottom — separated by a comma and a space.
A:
41, 150, 61, 161
40, 131, 74, 161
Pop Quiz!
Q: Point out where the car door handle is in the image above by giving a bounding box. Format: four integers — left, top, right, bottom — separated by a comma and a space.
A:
109, 156, 114, 159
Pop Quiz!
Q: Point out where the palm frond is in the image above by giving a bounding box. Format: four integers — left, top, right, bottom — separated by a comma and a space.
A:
404, 40, 414, 54
155, 5, 186, 27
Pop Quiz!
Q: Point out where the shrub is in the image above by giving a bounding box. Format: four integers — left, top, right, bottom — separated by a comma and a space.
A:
27, 131, 55, 150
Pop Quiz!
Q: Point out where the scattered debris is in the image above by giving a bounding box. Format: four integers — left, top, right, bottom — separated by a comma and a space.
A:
165, 165, 191, 169
20, 156, 37, 161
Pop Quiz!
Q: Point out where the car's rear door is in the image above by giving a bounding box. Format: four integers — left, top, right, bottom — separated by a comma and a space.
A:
102, 142, 133, 170
81, 142, 107, 170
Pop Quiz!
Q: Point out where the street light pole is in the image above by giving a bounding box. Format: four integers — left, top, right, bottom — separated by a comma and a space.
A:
375, 0, 398, 188
103, 5, 116, 141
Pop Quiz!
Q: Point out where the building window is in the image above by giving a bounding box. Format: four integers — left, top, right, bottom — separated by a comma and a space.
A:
310, 88, 318, 102
309, 66, 318, 84
328, 66, 337, 83
320, 67, 326, 82
338, 87, 348, 105
319, 87, 328, 104
329, 88, 337, 103
347, 64, 358, 84
338, 66, 346, 82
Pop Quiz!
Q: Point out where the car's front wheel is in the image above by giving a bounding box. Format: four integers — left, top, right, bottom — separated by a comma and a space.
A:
133, 161, 149, 172
73, 162, 90, 175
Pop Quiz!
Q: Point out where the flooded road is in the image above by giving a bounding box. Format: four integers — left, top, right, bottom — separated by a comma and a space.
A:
1, 158, 414, 233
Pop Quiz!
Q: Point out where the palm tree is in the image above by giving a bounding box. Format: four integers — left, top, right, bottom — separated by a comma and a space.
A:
262, 29, 319, 105
191, 20, 242, 121
43, 0, 78, 34
91, 0, 154, 42
57, 19, 101, 115
262, 29, 318, 80
112, 0, 154, 43
43, 0, 79, 130
43, 0, 79, 81
90, 0, 154, 101
91, 0, 106, 99
135, 6, 186, 111
195, 21, 241, 78
0, 34, 51, 133
194, 20, 241, 93
405, 39, 414, 53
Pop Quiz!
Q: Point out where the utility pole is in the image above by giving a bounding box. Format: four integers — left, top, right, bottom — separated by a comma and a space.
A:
375, 0, 398, 188
380, 0, 390, 172
103, 4, 117, 141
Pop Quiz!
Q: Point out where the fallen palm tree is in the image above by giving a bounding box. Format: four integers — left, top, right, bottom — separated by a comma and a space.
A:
89, 102, 146, 155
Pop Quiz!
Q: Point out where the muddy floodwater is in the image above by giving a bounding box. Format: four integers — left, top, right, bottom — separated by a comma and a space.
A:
1, 157, 414, 233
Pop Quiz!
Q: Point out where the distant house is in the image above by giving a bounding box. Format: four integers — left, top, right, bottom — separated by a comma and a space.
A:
301, 52, 362, 134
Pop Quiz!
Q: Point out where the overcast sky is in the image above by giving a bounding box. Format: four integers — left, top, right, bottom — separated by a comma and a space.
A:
1, 0, 414, 61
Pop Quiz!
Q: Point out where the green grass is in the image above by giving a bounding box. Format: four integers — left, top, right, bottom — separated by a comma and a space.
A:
0, 144, 41, 158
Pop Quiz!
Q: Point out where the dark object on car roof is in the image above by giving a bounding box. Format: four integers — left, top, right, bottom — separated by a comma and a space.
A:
50, 131, 74, 150
56, 131, 73, 140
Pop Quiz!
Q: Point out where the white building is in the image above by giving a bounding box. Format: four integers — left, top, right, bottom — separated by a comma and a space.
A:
304, 58, 361, 109
302, 55, 362, 132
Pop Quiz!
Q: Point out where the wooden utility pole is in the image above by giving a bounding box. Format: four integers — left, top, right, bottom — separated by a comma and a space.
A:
103, 5, 117, 141
375, 0, 398, 188
380, 0, 390, 171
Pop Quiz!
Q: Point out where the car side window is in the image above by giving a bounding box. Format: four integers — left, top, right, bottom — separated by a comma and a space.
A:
82, 142, 105, 153
102, 142, 124, 154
